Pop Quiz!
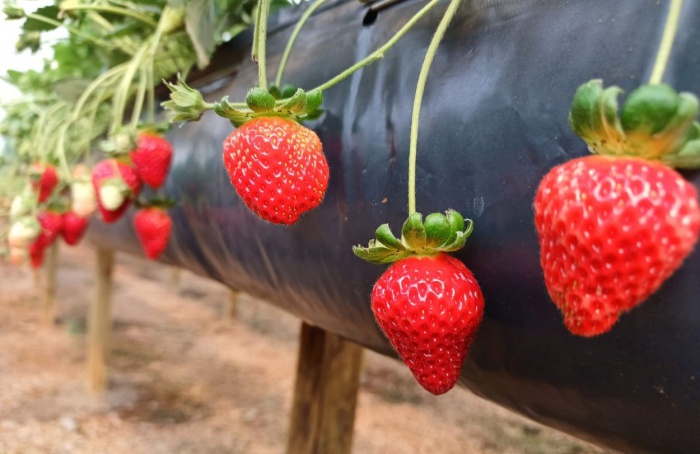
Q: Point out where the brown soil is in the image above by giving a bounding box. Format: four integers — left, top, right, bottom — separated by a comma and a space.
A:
0, 244, 605, 454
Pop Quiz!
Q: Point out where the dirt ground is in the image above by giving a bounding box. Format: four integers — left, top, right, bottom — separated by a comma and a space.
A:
0, 244, 606, 454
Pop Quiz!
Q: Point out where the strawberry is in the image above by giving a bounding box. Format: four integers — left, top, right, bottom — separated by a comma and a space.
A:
134, 207, 172, 260
29, 163, 58, 203
71, 165, 97, 217
36, 210, 64, 247
131, 133, 173, 189
354, 211, 483, 395
61, 212, 89, 246
28, 239, 45, 269
372, 253, 484, 394
7, 217, 40, 248
91, 159, 142, 223
534, 80, 700, 336
535, 156, 700, 336
223, 116, 329, 225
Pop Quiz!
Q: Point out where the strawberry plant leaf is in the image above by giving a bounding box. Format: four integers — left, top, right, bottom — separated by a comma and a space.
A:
22, 5, 60, 31
185, 0, 228, 68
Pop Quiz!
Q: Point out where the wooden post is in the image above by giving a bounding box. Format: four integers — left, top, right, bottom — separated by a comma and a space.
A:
226, 289, 239, 321
42, 242, 59, 326
286, 323, 364, 454
87, 247, 115, 396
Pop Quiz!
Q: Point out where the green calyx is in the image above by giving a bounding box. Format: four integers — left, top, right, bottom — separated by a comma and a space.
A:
3, 1, 24, 19
162, 75, 324, 127
215, 85, 323, 127
135, 196, 177, 210
100, 129, 137, 155
569, 79, 700, 168
353, 210, 473, 265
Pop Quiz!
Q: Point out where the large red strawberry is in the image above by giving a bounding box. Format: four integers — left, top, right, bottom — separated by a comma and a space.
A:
535, 156, 700, 336
354, 211, 483, 395
131, 133, 173, 189
91, 159, 142, 223
134, 207, 172, 260
534, 80, 700, 336
223, 116, 329, 225
29, 163, 58, 203
61, 212, 89, 246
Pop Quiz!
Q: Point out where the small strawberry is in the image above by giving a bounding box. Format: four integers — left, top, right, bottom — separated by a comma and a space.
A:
354, 211, 483, 395
61, 212, 89, 246
223, 116, 329, 225
71, 165, 97, 217
29, 163, 58, 203
36, 210, 64, 247
91, 159, 142, 223
7, 217, 40, 248
131, 133, 173, 189
134, 207, 172, 260
28, 239, 45, 269
9, 247, 28, 266
534, 81, 700, 336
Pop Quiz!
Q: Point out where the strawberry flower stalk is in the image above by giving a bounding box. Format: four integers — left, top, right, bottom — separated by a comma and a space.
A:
354, 210, 484, 395
534, 80, 700, 337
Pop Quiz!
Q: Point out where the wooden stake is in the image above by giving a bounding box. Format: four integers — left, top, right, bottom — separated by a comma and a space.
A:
42, 242, 59, 327
286, 323, 364, 454
87, 247, 115, 396
226, 289, 239, 321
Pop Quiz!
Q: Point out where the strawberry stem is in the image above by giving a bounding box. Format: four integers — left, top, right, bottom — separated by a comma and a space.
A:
253, 0, 272, 90
275, 0, 327, 88
408, 0, 461, 215
59, 4, 158, 28
649, 0, 683, 85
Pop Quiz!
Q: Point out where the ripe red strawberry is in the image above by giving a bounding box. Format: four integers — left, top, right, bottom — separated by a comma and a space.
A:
36, 210, 64, 248
223, 116, 329, 225
91, 159, 142, 223
29, 239, 45, 269
354, 211, 481, 395
131, 133, 173, 188
534, 156, 700, 336
29, 163, 58, 203
61, 212, 89, 246
372, 253, 484, 394
134, 208, 172, 260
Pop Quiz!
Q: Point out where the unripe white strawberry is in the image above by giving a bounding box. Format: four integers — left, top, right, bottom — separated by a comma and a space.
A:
98, 184, 126, 211
8, 217, 40, 248
71, 179, 97, 217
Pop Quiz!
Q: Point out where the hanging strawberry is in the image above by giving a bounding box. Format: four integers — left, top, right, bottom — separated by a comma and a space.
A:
91, 158, 142, 223
354, 210, 484, 395
163, 80, 327, 225
133, 206, 172, 260
534, 81, 700, 336
28, 163, 58, 203
61, 212, 90, 246
131, 133, 173, 189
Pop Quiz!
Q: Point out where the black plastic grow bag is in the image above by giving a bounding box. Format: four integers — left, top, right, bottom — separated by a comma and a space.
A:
88, 1, 700, 452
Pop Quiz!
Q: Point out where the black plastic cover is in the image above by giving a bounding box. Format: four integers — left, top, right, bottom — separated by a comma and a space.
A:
88, 1, 700, 452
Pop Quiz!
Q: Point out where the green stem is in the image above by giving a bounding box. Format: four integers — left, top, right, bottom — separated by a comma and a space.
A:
147, 61, 155, 124
252, 0, 263, 62
313, 0, 441, 93
111, 43, 151, 134
649, 0, 683, 85
25, 13, 114, 49
131, 67, 148, 129
253, 0, 272, 89
60, 4, 158, 28
408, 0, 461, 215
275, 0, 327, 87
71, 66, 127, 123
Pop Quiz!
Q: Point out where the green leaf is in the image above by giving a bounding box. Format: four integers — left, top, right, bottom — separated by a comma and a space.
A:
22, 5, 60, 31
185, 0, 228, 68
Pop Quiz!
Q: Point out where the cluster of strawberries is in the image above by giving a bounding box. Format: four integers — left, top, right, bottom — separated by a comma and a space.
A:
7, 163, 93, 268
220, 81, 700, 396
6, 133, 175, 269
91, 133, 174, 260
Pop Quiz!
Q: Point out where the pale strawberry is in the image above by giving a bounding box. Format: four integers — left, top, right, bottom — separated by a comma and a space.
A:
91, 159, 142, 223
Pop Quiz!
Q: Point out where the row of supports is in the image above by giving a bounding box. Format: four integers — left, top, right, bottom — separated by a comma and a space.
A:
44, 245, 365, 454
